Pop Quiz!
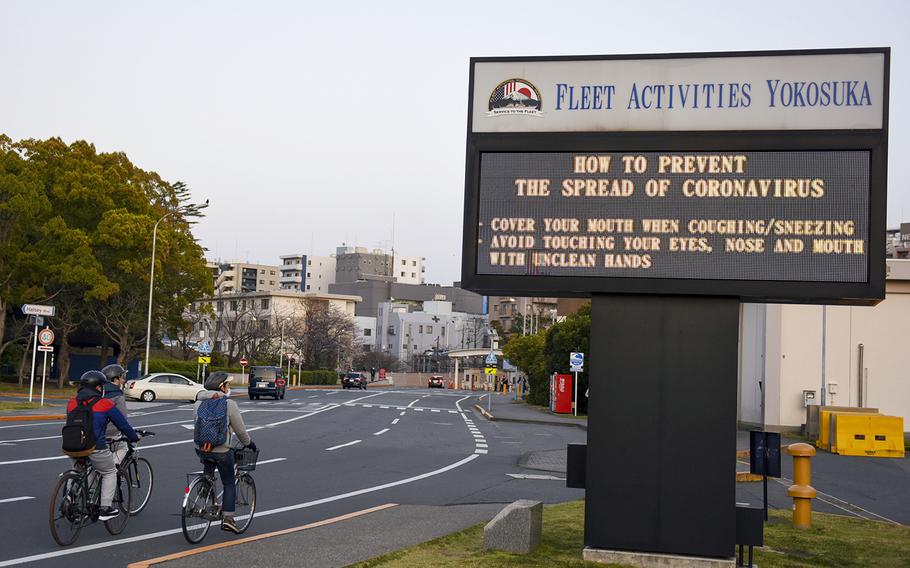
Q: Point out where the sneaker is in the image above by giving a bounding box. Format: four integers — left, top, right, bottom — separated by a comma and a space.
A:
98, 506, 120, 521
221, 516, 240, 533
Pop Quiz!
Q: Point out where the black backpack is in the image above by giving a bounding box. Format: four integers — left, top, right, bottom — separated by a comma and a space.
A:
62, 397, 100, 457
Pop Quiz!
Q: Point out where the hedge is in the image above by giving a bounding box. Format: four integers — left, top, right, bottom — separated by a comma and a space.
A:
147, 358, 337, 384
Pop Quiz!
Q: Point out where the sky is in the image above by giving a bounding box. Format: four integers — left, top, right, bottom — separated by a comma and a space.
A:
2, 0, 907, 286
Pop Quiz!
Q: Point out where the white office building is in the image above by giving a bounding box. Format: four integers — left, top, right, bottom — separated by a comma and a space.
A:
279, 254, 337, 293
377, 300, 487, 362
392, 254, 426, 285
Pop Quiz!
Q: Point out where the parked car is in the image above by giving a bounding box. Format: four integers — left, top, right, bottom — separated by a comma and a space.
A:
248, 366, 286, 400
428, 375, 445, 389
342, 372, 367, 390
125, 373, 205, 403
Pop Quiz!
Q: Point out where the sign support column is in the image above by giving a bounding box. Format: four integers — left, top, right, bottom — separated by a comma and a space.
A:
28, 323, 38, 403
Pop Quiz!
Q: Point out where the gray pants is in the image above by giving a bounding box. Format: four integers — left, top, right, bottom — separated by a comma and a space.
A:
88, 448, 117, 508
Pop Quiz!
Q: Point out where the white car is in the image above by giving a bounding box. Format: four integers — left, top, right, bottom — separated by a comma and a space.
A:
125, 373, 205, 403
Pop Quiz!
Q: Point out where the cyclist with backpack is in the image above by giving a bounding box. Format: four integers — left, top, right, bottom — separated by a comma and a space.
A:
63, 370, 141, 521
101, 364, 130, 463
193, 371, 256, 534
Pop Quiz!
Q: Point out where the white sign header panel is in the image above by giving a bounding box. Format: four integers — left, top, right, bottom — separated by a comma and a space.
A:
471, 52, 885, 133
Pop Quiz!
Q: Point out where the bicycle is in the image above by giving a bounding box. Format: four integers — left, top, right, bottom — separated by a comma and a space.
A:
110, 430, 156, 515
180, 446, 258, 544
48, 453, 132, 546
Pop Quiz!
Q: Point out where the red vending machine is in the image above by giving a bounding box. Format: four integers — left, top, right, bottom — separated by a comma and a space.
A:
550, 373, 573, 414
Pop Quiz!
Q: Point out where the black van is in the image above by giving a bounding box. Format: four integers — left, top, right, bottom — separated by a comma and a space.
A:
248, 366, 286, 400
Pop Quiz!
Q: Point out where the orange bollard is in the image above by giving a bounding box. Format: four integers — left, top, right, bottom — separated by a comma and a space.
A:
786, 442, 817, 528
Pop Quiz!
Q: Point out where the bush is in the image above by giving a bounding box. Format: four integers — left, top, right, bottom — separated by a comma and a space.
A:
298, 370, 338, 385
147, 357, 243, 376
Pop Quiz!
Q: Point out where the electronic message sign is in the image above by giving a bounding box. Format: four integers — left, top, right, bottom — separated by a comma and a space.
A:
462, 49, 889, 304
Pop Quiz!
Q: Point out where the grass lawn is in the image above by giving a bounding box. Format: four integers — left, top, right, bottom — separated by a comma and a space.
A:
349, 500, 910, 568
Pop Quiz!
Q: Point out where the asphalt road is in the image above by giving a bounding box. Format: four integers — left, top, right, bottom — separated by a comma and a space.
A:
0, 387, 585, 567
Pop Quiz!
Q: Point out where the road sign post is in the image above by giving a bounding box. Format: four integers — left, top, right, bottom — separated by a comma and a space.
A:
240, 356, 248, 385
570, 352, 584, 417
28, 324, 38, 403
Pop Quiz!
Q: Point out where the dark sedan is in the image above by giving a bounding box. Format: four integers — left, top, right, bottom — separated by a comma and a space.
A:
342, 372, 367, 390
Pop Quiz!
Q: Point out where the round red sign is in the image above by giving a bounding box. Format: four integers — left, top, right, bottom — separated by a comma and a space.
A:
38, 328, 55, 346
276, 378, 286, 387
240, 357, 249, 366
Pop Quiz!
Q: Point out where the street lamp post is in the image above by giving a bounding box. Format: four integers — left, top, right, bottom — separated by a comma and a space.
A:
144, 211, 176, 376
144, 199, 208, 375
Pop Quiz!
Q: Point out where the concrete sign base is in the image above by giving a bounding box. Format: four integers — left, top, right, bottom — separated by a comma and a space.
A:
583, 548, 735, 567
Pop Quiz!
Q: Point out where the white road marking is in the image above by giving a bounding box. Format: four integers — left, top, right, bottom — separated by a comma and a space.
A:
391, 419, 400, 425
0, 404, 340, 466
0, 422, 61, 430
431, 423, 452, 426
325, 440, 362, 451
380, 406, 389, 409
506, 473, 565, 481
256, 458, 287, 466
373, 429, 389, 436
181, 425, 194, 430
448, 410, 457, 414
454, 395, 470, 412
475, 449, 488, 454
362, 404, 373, 408
406, 399, 420, 408
308, 395, 319, 398
0, 453, 479, 567
430, 409, 440, 413
476, 443, 488, 448
0, 496, 34, 504
414, 408, 424, 412
399, 411, 406, 416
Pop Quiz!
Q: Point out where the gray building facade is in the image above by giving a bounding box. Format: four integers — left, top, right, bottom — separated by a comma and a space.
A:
328, 280, 485, 318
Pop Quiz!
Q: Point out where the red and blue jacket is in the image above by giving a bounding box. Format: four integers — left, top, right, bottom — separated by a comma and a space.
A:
66, 387, 139, 450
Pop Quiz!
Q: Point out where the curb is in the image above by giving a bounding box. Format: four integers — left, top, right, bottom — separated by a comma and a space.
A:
474, 404, 495, 420
495, 416, 588, 431
0, 392, 71, 400
0, 414, 65, 422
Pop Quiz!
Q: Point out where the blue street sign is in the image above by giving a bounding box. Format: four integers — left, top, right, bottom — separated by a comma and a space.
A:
570, 352, 584, 372
485, 353, 498, 366
198, 341, 212, 354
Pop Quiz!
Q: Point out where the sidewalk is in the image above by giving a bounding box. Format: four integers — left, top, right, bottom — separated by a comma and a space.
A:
0, 395, 66, 421
129, 503, 504, 568
476, 393, 587, 430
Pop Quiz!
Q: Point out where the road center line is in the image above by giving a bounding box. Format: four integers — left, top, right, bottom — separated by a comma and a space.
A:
373, 429, 389, 436
325, 440, 362, 451
255, 458, 287, 466
0, 496, 34, 504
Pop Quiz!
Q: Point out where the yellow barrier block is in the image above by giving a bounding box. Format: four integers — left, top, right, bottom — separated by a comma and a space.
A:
818, 410, 873, 451
832, 414, 905, 458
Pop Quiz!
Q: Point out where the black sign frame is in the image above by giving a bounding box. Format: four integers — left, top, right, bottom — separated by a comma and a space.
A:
461, 48, 889, 306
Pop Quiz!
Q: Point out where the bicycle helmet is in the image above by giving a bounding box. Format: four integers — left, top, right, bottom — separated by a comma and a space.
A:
79, 370, 107, 389
101, 363, 127, 382
203, 371, 233, 391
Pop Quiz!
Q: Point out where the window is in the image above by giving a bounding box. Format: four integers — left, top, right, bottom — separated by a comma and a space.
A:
270, 270, 275, 275
230, 300, 238, 311
150, 376, 169, 384
401, 271, 405, 277
260, 269, 265, 274
364, 329, 372, 337
307, 272, 311, 277
241, 300, 247, 310
419, 325, 423, 333
269, 281, 275, 285
259, 279, 264, 284
427, 326, 433, 334
217, 301, 224, 312
412, 260, 417, 266
411, 272, 416, 278
261, 299, 270, 309
442, 327, 446, 337
401, 260, 406, 265
308, 260, 312, 266
306, 285, 311, 290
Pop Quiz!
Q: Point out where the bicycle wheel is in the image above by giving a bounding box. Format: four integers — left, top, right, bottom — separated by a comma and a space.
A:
233, 474, 257, 533
181, 478, 215, 544
49, 472, 86, 547
126, 457, 154, 515
104, 472, 132, 535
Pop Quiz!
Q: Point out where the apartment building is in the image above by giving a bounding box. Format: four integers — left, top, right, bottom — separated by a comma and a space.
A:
488, 296, 558, 335
279, 254, 337, 293
213, 261, 281, 295
376, 300, 488, 362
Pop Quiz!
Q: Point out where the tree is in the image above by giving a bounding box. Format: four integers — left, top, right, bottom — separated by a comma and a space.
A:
351, 349, 400, 372
503, 332, 548, 405
295, 299, 356, 370
543, 303, 591, 412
